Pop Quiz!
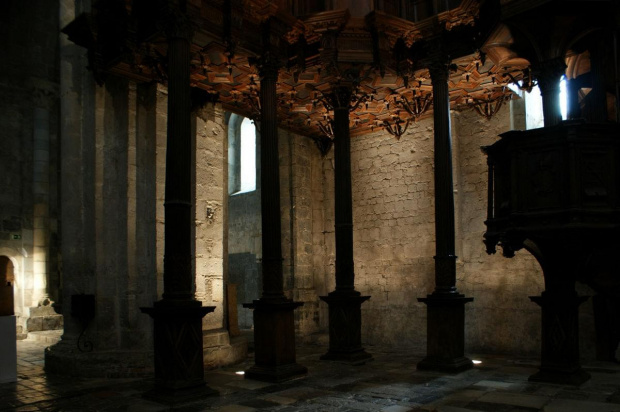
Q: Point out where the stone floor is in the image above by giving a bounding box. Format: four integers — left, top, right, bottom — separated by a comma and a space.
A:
2, 338, 620, 411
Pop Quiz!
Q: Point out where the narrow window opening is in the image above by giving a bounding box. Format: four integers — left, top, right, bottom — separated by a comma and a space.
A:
239, 117, 256, 193
228, 115, 256, 195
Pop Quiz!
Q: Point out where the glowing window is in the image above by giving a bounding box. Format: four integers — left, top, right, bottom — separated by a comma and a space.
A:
228, 115, 256, 195
239, 117, 256, 193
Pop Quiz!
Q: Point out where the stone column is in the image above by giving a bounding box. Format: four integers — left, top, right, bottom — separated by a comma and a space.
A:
32, 106, 50, 307
140, 7, 216, 397
566, 78, 582, 120
320, 84, 372, 364
417, 60, 473, 372
588, 36, 609, 122
533, 58, 567, 127
242, 47, 307, 383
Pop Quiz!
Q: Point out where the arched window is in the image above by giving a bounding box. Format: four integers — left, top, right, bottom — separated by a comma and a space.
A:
228, 114, 256, 195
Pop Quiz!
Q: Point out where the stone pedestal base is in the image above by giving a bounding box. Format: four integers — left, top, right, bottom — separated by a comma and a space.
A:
27, 304, 63, 332
529, 292, 590, 385
45, 338, 153, 378
0, 316, 17, 383
141, 301, 217, 396
319, 292, 372, 365
417, 294, 473, 373
243, 298, 307, 383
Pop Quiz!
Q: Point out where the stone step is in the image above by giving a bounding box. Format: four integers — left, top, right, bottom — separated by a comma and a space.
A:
26, 330, 62, 345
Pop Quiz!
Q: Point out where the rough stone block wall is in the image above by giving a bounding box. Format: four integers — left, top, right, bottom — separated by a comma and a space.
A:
453, 108, 544, 356
349, 120, 436, 353
194, 105, 227, 331
0, 0, 60, 333
227, 133, 262, 329
279, 130, 321, 338
328, 106, 551, 356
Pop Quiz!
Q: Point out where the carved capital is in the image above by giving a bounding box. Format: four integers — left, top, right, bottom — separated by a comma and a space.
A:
532, 58, 567, 93
28, 78, 58, 108
161, 3, 194, 41
322, 85, 354, 111
428, 59, 452, 84
249, 52, 280, 81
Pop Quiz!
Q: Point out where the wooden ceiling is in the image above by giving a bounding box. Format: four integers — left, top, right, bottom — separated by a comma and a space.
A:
65, 0, 535, 144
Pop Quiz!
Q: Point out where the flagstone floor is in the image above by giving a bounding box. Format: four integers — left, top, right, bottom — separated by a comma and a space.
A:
2, 337, 620, 411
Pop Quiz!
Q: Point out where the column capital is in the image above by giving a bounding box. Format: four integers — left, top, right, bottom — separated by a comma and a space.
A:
427, 58, 453, 84
29, 78, 58, 108
162, 3, 194, 41
532, 58, 567, 93
322, 84, 354, 111
249, 52, 280, 82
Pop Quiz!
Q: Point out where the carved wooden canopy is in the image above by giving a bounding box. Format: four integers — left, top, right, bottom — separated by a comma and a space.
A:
62, 0, 615, 146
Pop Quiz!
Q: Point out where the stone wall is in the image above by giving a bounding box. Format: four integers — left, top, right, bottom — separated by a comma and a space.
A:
226, 124, 324, 337
348, 119, 436, 354
194, 105, 228, 331
452, 108, 544, 356
0, 0, 61, 335
279, 130, 322, 338
227, 115, 262, 330
330, 106, 549, 356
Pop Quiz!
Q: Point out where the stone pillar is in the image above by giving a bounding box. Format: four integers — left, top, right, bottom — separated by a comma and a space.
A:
242, 47, 307, 383
566, 78, 582, 120
533, 58, 567, 127
32, 106, 50, 307
588, 36, 609, 122
320, 84, 372, 365
55, 0, 97, 348
28, 86, 63, 332
140, 7, 215, 397
417, 60, 473, 372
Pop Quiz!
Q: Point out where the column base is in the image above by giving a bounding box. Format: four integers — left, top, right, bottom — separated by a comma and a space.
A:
529, 368, 591, 386
243, 298, 307, 383
245, 362, 308, 383
417, 293, 473, 373
320, 292, 373, 365
141, 301, 216, 393
417, 355, 473, 373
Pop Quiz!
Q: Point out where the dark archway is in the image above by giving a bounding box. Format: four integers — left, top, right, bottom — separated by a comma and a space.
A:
0, 256, 15, 316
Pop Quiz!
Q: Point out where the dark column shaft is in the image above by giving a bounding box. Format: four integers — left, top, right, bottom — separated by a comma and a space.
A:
333, 93, 355, 292
430, 63, 457, 294
319, 84, 371, 364
566, 78, 581, 119
140, 12, 216, 397
163, 32, 193, 302
535, 58, 566, 128
259, 64, 284, 299
540, 80, 562, 127
417, 59, 472, 373
589, 37, 608, 122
